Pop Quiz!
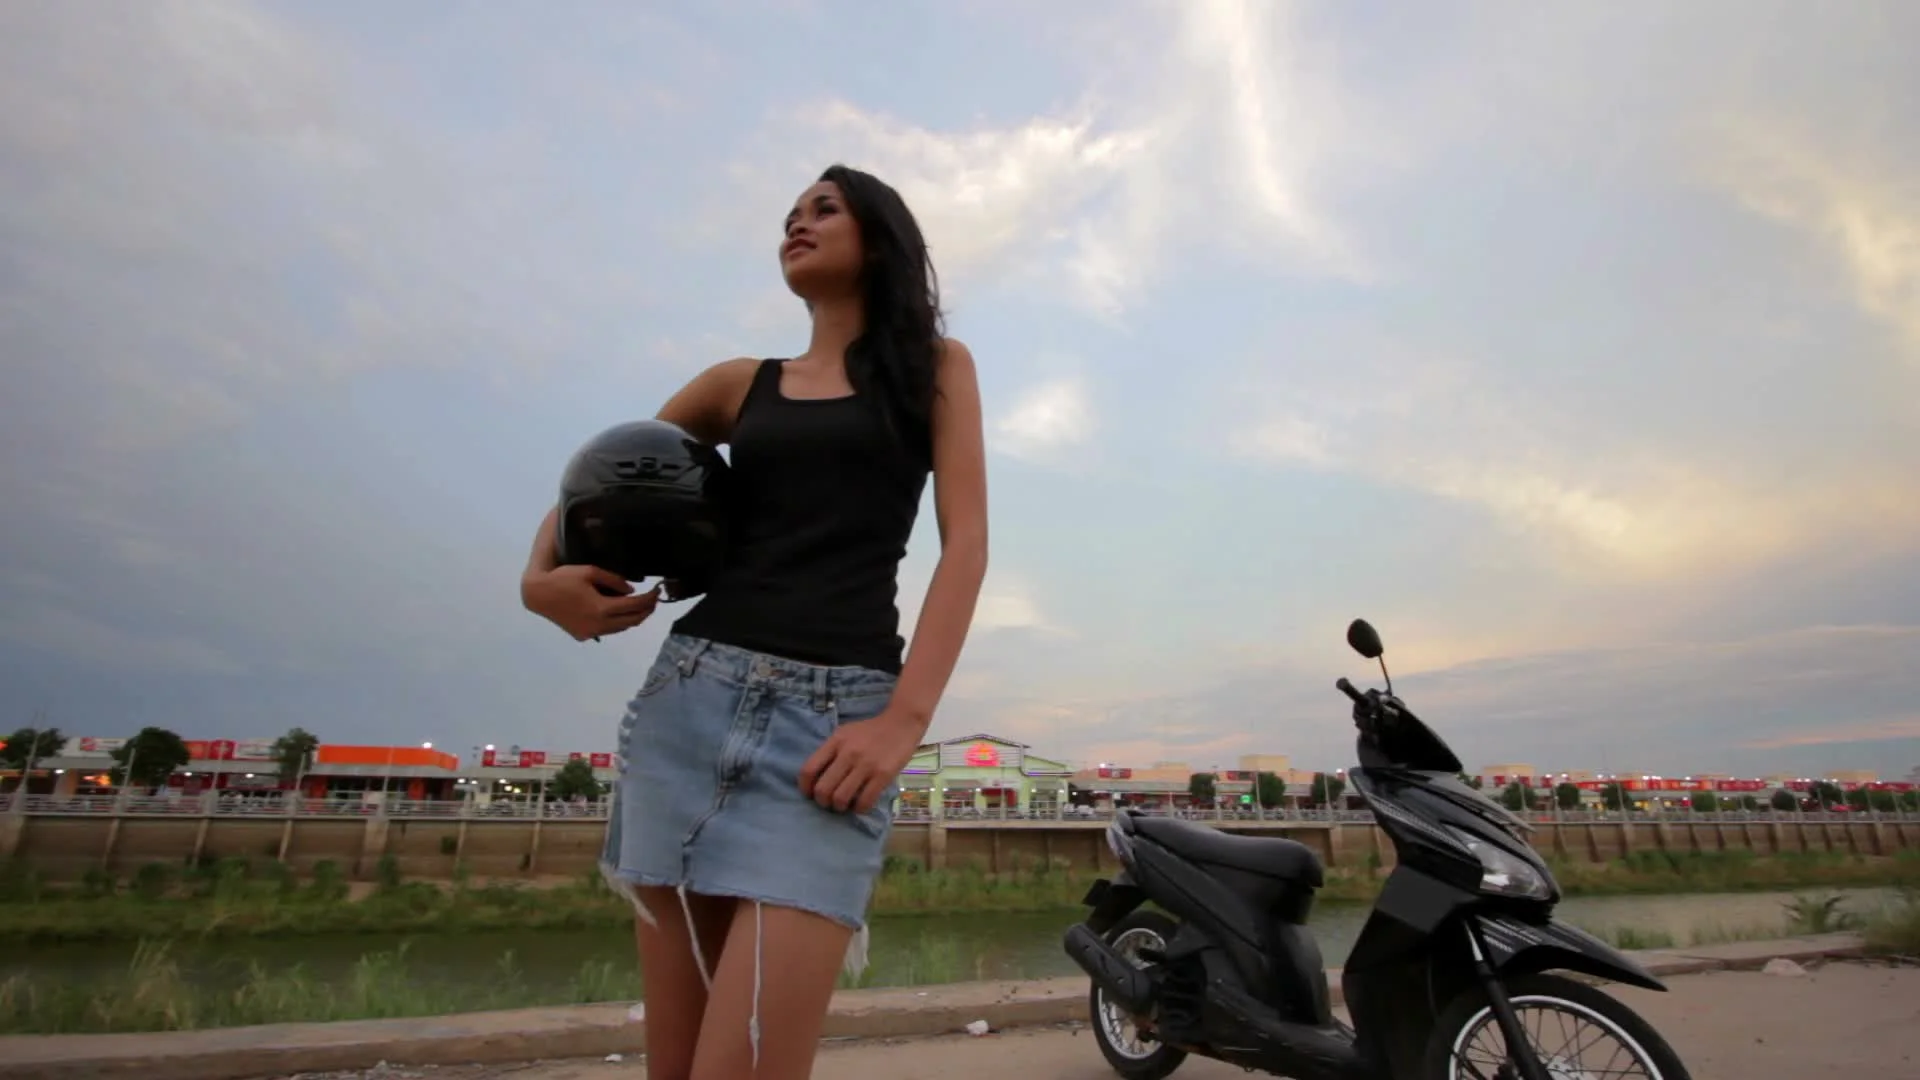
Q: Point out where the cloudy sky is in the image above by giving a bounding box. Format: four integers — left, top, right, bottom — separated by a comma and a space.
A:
4, 0, 1918, 780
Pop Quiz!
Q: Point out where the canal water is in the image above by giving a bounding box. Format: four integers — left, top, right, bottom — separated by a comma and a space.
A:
8, 887, 1895, 999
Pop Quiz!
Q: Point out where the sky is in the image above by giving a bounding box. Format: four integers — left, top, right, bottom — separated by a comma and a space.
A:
3, 0, 1919, 780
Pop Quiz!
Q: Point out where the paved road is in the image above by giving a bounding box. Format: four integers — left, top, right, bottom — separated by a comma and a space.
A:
286, 962, 1919, 1078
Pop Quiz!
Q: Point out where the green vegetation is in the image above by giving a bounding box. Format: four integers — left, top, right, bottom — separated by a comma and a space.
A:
1499, 781, 1539, 812
109, 727, 191, 790
1862, 886, 1920, 956
0, 927, 999, 1036
1255, 771, 1286, 808
1540, 849, 1920, 899
1583, 889, 1872, 952
0, 888, 1894, 1037
0, 852, 1910, 1037
0, 849, 1915, 946
271, 728, 319, 785
1310, 772, 1346, 808
548, 757, 609, 801
0, 941, 627, 1035
1186, 772, 1217, 803
0, 724, 65, 773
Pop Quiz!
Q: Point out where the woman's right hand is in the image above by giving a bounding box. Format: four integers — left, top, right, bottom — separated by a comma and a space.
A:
521, 564, 662, 642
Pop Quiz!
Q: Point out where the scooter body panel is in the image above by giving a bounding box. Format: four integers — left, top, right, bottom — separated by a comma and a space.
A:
1476, 912, 1668, 991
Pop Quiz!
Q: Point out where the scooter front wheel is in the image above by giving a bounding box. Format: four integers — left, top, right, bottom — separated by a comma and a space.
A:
1088, 910, 1188, 1080
1422, 972, 1692, 1079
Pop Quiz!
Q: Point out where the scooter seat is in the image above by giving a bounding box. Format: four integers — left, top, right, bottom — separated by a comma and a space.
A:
1132, 815, 1325, 887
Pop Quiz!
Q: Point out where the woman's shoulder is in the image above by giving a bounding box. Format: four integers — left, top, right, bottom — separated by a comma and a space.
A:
935, 337, 975, 376
705, 355, 767, 384
657, 356, 766, 444
691, 355, 767, 398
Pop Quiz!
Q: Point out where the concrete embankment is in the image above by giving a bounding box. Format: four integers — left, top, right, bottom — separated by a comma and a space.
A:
10, 809, 1920, 881
0, 934, 1870, 1080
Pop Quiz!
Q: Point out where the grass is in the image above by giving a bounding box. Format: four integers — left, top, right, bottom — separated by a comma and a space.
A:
0, 940, 637, 1035
1575, 889, 1875, 952
1, 850, 1917, 946
0, 893, 1882, 1036
0, 856, 1911, 1036
1862, 886, 1920, 957
1541, 849, 1920, 898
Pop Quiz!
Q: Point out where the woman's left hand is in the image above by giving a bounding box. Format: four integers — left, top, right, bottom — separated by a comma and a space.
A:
799, 710, 923, 814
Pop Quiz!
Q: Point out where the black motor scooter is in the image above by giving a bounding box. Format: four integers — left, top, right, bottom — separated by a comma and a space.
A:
1062, 618, 1692, 1079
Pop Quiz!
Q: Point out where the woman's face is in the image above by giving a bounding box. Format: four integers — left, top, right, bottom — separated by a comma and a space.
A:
780, 180, 862, 297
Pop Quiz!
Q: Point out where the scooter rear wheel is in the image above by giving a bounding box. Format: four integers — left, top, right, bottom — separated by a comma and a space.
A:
1088, 910, 1188, 1080
1422, 972, 1692, 1079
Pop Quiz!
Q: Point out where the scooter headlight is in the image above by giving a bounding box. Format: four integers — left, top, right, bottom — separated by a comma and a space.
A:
1444, 825, 1551, 900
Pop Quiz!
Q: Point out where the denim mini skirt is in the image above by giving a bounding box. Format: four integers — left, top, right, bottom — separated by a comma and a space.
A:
599, 633, 901, 980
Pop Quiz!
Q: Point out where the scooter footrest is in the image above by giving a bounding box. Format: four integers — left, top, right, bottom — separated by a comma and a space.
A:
1156, 958, 1207, 1040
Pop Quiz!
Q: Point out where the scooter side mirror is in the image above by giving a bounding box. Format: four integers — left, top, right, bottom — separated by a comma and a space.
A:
1346, 618, 1384, 660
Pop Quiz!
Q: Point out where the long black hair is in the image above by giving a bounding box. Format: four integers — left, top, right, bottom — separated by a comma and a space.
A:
818, 164, 945, 470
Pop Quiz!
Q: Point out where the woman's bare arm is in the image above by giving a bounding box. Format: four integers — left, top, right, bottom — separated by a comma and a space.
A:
522, 506, 563, 585
518, 353, 760, 632
888, 339, 990, 728
655, 356, 761, 446
521, 356, 758, 585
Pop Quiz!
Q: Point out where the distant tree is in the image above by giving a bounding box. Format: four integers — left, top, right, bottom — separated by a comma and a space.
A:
109, 728, 191, 791
1845, 786, 1871, 812
1769, 788, 1799, 812
1254, 771, 1287, 809
1688, 791, 1719, 813
271, 728, 320, 787
0, 726, 66, 772
1310, 772, 1346, 809
1901, 791, 1919, 812
1601, 783, 1629, 811
1500, 781, 1539, 812
550, 758, 606, 802
1187, 772, 1217, 803
1808, 781, 1843, 809
1739, 795, 1762, 811
1554, 782, 1582, 810
1457, 772, 1485, 790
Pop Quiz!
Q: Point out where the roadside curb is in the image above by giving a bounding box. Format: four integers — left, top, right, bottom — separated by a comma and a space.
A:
0, 933, 1868, 1080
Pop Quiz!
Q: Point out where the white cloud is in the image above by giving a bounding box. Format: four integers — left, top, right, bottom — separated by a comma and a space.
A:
710, 100, 1148, 311
1703, 118, 1920, 358
1228, 355, 1920, 580
993, 376, 1096, 461
972, 582, 1067, 636
723, 0, 1380, 317
1228, 413, 1334, 468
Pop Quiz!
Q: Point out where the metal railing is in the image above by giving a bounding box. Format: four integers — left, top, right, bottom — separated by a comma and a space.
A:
0, 793, 615, 820
3, 792, 1914, 824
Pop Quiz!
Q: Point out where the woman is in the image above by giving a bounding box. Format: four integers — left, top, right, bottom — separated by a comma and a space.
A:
518, 164, 988, 1080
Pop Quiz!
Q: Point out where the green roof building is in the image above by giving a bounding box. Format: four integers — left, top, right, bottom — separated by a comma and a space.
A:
898, 733, 1074, 818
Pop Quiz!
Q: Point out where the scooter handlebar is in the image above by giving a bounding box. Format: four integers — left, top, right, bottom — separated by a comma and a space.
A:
1336, 677, 1365, 703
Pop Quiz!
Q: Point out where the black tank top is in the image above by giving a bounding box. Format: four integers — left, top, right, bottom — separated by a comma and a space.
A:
671, 358, 930, 674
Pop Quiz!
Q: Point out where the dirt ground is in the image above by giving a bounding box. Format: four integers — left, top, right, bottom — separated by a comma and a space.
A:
273, 960, 1919, 1079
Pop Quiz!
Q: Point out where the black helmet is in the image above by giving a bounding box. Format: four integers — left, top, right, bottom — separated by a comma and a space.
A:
555, 419, 731, 597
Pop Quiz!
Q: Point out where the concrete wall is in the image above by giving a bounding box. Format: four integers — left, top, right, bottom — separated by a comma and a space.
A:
4, 813, 1918, 882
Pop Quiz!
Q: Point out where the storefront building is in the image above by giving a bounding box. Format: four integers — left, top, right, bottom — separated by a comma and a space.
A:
1071, 757, 1323, 810
897, 734, 1074, 816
